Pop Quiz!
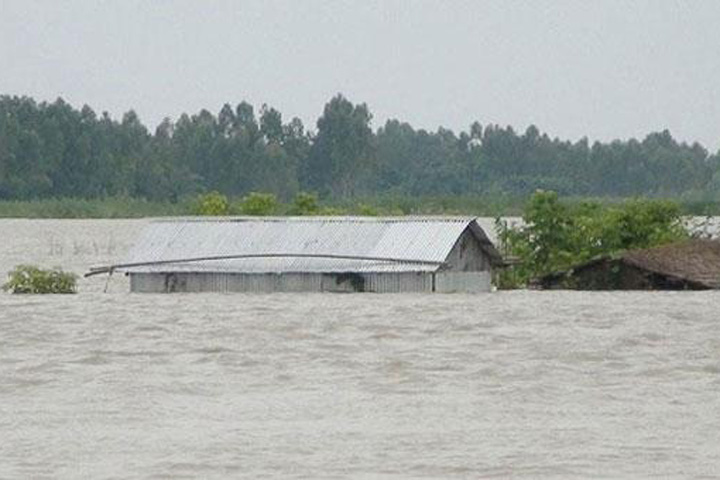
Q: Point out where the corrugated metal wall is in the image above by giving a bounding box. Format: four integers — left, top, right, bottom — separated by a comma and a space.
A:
444, 229, 492, 272
361, 272, 434, 293
129, 271, 468, 293
435, 272, 492, 293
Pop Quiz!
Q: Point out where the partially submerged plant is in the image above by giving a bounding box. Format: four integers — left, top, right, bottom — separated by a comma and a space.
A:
238, 192, 279, 215
2, 265, 78, 294
495, 191, 689, 288
195, 191, 230, 216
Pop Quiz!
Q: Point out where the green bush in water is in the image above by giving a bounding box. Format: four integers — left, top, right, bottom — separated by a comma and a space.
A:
2, 265, 78, 294
195, 191, 230, 216
239, 192, 279, 215
495, 191, 689, 288
289, 191, 321, 215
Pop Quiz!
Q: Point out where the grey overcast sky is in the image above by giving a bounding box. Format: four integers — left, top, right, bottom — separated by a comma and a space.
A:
2, 0, 719, 149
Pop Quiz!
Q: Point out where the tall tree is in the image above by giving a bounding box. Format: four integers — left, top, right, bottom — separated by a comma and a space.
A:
304, 95, 374, 197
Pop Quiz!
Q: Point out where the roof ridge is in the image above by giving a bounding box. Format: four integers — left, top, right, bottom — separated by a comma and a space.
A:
151, 216, 477, 223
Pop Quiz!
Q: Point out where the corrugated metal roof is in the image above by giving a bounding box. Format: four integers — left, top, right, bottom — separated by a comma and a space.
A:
118, 217, 495, 274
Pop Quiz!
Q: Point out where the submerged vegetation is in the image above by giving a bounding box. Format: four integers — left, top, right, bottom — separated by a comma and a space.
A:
0, 197, 189, 218
190, 191, 527, 217
1, 192, 718, 219
194, 191, 230, 216
0, 192, 504, 218
2, 265, 78, 294
496, 191, 690, 288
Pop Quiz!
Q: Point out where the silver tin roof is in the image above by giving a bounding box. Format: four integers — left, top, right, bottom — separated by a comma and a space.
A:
119, 216, 499, 274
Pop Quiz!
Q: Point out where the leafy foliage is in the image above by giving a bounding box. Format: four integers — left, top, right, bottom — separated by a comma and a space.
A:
195, 191, 230, 215
0, 94, 718, 204
289, 191, 321, 215
2, 265, 78, 294
238, 192, 279, 215
304, 95, 374, 197
496, 191, 689, 288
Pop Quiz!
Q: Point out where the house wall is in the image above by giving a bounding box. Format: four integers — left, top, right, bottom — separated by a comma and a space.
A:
130, 271, 435, 293
435, 271, 492, 293
129, 270, 493, 293
443, 228, 492, 272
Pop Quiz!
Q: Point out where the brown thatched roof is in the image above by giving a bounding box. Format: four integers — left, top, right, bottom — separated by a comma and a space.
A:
621, 239, 720, 289
533, 239, 720, 290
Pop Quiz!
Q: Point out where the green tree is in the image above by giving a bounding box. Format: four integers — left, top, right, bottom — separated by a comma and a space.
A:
0, 93, 718, 205
497, 191, 688, 288
260, 105, 284, 144
304, 94, 374, 198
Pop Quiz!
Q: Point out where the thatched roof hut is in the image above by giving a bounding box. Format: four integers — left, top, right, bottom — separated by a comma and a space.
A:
534, 240, 720, 290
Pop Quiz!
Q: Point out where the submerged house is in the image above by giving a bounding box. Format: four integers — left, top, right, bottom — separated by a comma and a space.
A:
535, 240, 720, 290
93, 217, 503, 293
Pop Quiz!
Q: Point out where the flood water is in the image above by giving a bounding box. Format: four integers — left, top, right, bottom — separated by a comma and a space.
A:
1, 219, 720, 478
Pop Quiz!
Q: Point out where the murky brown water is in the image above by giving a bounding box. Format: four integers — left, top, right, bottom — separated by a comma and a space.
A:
1, 220, 720, 479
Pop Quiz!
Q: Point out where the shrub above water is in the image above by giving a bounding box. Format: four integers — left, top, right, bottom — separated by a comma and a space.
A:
495, 191, 689, 288
289, 192, 321, 215
238, 192, 279, 216
195, 191, 230, 216
2, 265, 78, 294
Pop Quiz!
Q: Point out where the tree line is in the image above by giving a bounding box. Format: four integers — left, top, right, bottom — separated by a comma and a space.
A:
1, 94, 719, 202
